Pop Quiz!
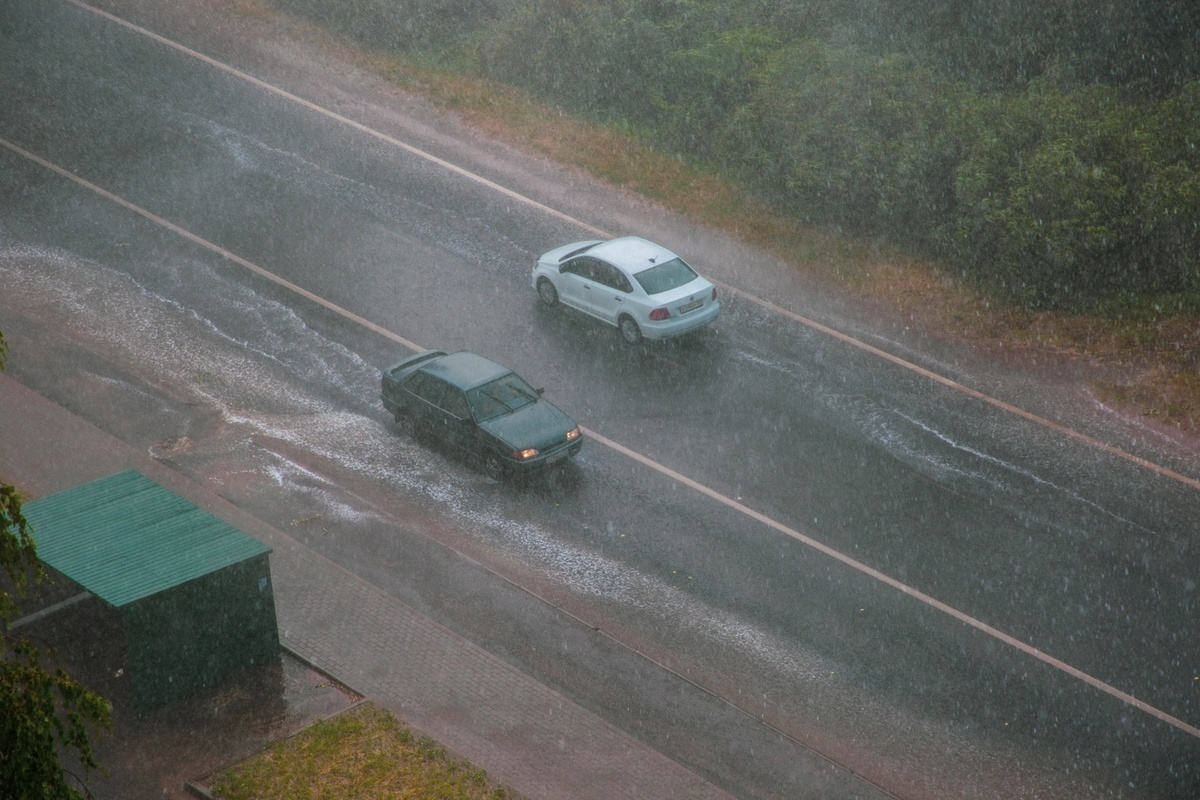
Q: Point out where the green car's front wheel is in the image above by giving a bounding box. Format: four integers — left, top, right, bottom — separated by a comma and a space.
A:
483, 452, 506, 480
395, 410, 415, 438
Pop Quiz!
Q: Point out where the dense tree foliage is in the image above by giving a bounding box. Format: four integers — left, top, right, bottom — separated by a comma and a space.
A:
1, 331, 111, 800
279, 0, 1200, 309
873, 0, 1200, 95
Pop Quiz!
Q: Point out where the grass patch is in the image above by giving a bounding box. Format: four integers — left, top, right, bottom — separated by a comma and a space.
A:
1098, 366, 1200, 434
212, 704, 513, 800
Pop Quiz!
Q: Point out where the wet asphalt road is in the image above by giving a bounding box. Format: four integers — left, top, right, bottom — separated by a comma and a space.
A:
3, 2, 1200, 798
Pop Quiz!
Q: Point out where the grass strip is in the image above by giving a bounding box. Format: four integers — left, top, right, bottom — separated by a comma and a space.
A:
213, 704, 513, 800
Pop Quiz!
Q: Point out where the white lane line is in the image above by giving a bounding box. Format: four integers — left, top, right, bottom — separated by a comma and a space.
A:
6, 134, 1198, 741
0, 138, 420, 353
710, 280, 1200, 493
69, 0, 609, 240
587, 428, 1200, 740
69, 0, 1200, 498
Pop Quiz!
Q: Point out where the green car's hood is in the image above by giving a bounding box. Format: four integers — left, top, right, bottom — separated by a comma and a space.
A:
480, 400, 575, 450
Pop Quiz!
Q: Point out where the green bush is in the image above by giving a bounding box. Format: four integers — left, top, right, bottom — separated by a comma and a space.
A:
656, 26, 779, 159
720, 41, 957, 241
1139, 84, 1200, 295
944, 82, 1200, 307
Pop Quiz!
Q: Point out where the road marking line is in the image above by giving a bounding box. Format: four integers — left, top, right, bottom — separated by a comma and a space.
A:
69, 0, 609, 239
7, 133, 1198, 741
69, 0, 1200, 496
586, 427, 1200, 740
711, 280, 1200, 493
0, 138, 420, 353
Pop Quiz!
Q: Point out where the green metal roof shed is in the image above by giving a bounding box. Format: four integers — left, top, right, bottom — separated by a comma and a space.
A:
23, 470, 279, 713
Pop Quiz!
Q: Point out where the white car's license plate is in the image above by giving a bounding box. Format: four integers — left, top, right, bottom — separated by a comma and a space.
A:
680, 299, 703, 313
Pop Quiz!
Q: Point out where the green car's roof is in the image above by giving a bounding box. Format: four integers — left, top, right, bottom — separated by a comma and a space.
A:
422, 351, 512, 390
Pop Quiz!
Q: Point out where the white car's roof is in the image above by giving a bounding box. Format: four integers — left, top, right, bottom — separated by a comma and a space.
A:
588, 236, 678, 274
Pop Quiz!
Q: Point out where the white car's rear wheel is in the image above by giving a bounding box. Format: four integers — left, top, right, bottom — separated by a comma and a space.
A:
619, 316, 642, 344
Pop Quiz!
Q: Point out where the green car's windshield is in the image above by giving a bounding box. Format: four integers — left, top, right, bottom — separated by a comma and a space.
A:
468, 374, 539, 421
633, 257, 699, 295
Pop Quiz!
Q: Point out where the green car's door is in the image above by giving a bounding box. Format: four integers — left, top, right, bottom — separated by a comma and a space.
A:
405, 373, 468, 449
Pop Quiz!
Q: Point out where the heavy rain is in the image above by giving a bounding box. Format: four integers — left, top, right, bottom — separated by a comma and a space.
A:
2, 1, 1199, 799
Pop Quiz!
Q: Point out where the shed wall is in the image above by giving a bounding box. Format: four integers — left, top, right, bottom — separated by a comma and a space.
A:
123, 553, 279, 713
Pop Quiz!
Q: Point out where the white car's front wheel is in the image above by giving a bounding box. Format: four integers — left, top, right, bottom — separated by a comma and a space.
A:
618, 315, 642, 344
537, 278, 559, 306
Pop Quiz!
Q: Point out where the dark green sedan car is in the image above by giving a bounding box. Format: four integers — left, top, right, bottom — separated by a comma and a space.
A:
380, 350, 583, 478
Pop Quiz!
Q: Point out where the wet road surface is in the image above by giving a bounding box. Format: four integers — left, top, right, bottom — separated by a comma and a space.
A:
3, 1, 1200, 797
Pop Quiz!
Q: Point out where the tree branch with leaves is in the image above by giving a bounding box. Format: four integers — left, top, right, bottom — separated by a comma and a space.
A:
1, 329, 112, 800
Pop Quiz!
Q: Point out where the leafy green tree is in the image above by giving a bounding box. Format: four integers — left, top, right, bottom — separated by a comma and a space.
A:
944, 81, 1200, 308
1139, 84, 1200, 296
848, 0, 1200, 94
658, 26, 778, 159
723, 40, 957, 238
1, 330, 112, 800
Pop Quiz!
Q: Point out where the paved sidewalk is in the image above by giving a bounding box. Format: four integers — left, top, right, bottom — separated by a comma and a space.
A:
0, 374, 734, 800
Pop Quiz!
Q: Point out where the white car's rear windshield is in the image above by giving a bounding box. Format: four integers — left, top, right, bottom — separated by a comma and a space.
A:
633, 258, 699, 295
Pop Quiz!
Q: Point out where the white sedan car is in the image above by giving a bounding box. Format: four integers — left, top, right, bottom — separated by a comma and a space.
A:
532, 236, 720, 343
